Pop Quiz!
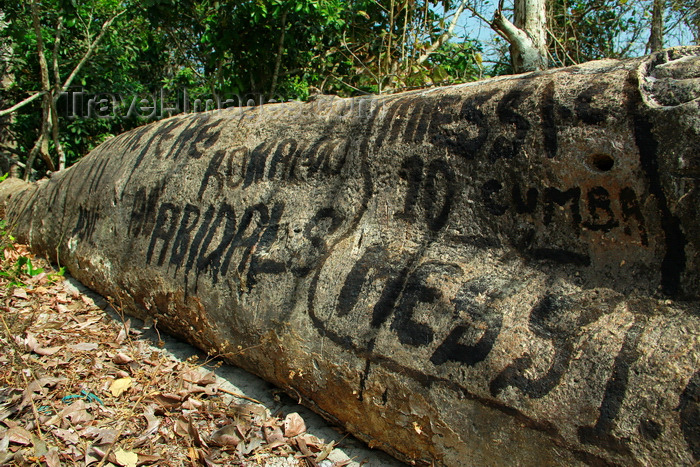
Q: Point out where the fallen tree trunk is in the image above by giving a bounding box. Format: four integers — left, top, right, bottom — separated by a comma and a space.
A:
1, 47, 699, 465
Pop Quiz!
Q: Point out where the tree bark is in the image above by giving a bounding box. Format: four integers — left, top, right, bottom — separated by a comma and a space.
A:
51, 14, 66, 171
0, 8, 19, 177
26, 0, 56, 179
1, 47, 699, 466
492, 0, 548, 72
648, 0, 664, 52
268, 10, 287, 100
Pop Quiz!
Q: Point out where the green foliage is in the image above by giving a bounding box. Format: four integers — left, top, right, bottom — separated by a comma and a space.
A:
15, 256, 44, 277
0, 218, 64, 288
0, 0, 485, 177
0, 0, 152, 173
3, 0, 694, 176
0, 219, 15, 259
0, 257, 41, 288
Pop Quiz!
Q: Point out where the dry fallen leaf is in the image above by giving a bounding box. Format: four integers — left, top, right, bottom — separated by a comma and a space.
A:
34, 345, 63, 356
182, 397, 203, 410
12, 288, 28, 299
44, 448, 61, 467
412, 421, 423, 434
6, 425, 32, 445
110, 377, 132, 397
69, 342, 99, 351
52, 428, 79, 445
112, 352, 133, 364
283, 412, 306, 437
315, 441, 336, 463
151, 392, 181, 409
114, 447, 139, 467
0, 243, 354, 467
210, 423, 242, 447
263, 423, 285, 445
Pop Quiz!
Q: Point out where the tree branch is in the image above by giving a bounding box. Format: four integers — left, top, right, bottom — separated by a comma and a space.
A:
0, 91, 46, 117
464, 4, 508, 41
25, 0, 55, 178
492, 7, 547, 73
546, 27, 577, 66
51, 13, 67, 169
52, 14, 63, 86
269, 10, 287, 99
60, 9, 126, 92
417, 0, 469, 65
0, 149, 26, 168
492, 9, 533, 53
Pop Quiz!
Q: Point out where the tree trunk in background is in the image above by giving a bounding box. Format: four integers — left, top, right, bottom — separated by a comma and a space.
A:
0, 8, 19, 177
492, 0, 548, 72
513, 0, 548, 70
649, 0, 664, 52
25, 0, 57, 180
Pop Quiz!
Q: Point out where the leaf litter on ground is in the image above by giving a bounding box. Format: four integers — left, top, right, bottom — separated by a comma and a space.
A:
0, 243, 359, 467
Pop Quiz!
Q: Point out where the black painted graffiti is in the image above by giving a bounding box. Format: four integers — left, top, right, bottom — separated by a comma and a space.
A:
489, 293, 619, 399
430, 276, 514, 366
291, 207, 344, 278
578, 318, 645, 455
632, 108, 686, 296
480, 178, 648, 244
330, 239, 628, 408
129, 181, 166, 238
377, 79, 614, 163
139, 197, 353, 291
143, 200, 287, 286
396, 156, 457, 232
72, 205, 100, 244
430, 91, 494, 160
119, 115, 223, 200
489, 87, 532, 162
321, 240, 673, 458
582, 186, 619, 232
678, 371, 700, 460
335, 246, 463, 349
109, 73, 691, 460
195, 137, 354, 196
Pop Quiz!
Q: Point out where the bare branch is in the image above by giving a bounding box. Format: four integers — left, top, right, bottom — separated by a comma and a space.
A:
492, 4, 547, 73
60, 10, 126, 92
546, 27, 577, 66
0, 149, 26, 168
492, 10, 533, 52
52, 14, 63, 86
464, 4, 508, 41
417, 0, 469, 65
269, 10, 288, 99
0, 91, 46, 117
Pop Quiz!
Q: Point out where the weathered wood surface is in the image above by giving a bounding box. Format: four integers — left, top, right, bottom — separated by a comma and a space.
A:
1, 47, 699, 465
